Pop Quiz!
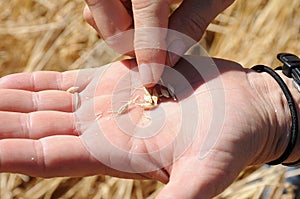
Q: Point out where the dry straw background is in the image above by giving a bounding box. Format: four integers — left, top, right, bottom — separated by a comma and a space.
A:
0, 0, 300, 198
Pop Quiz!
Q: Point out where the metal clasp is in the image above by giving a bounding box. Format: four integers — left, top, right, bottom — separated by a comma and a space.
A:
277, 53, 300, 78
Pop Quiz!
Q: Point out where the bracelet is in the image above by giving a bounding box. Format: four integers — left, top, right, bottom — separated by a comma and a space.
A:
277, 53, 300, 166
251, 64, 298, 165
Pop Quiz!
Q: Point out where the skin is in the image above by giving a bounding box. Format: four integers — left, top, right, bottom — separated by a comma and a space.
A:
0, 56, 299, 198
83, 0, 235, 87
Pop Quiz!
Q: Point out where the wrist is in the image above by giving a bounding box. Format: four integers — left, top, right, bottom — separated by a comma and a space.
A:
255, 70, 300, 164
276, 71, 300, 164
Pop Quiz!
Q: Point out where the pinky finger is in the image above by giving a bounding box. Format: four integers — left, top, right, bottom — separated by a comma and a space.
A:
0, 136, 104, 177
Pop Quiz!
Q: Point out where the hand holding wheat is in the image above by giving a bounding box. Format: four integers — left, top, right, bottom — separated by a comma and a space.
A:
0, 56, 296, 198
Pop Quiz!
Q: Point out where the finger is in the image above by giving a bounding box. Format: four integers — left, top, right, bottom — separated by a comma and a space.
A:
84, 0, 134, 54
83, 5, 99, 32
0, 89, 73, 113
84, 0, 132, 37
0, 111, 76, 139
132, 0, 171, 87
0, 136, 147, 179
0, 69, 96, 91
0, 136, 103, 177
120, 0, 133, 12
167, 0, 235, 66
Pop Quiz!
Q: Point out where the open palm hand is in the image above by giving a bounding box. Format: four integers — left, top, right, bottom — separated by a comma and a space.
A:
0, 56, 283, 198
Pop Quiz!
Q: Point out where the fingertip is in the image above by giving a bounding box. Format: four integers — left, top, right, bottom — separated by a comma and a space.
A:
139, 63, 156, 86
139, 63, 164, 87
135, 47, 167, 87
144, 82, 157, 88
82, 5, 99, 32
167, 39, 186, 67
82, 5, 91, 23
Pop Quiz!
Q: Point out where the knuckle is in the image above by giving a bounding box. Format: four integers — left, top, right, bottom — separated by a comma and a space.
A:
85, 0, 100, 7
131, 0, 152, 9
181, 12, 208, 38
31, 92, 40, 111
132, 0, 167, 10
223, 0, 235, 5
211, 0, 235, 11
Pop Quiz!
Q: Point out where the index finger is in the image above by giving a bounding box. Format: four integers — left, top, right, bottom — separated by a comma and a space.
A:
132, 0, 171, 87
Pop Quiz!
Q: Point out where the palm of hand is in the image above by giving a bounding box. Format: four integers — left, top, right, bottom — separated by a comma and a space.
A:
0, 56, 269, 198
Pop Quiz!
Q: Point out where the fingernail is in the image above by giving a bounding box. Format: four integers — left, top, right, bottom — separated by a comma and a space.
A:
167, 39, 186, 66
139, 64, 154, 87
139, 63, 155, 87
139, 63, 164, 87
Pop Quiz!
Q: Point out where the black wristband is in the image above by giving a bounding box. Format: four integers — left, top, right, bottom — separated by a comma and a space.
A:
276, 53, 300, 166
251, 64, 298, 165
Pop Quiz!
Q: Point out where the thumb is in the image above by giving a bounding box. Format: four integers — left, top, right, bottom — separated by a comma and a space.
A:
156, 155, 245, 199
167, 0, 235, 66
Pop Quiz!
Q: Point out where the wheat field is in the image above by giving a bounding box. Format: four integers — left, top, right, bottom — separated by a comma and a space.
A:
0, 0, 300, 198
